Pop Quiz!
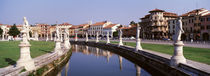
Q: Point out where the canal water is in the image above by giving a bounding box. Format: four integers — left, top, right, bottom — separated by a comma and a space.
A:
58, 45, 151, 76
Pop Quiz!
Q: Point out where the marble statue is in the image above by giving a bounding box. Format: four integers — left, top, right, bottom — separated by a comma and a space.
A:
174, 17, 184, 42
106, 31, 110, 44
170, 17, 186, 66
23, 17, 29, 26
17, 17, 35, 71
23, 17, 30, 40
56, 25, 60, 40
1, 26, 6, 40
136, 23, 143, 51
118, 29, 123, 46
85, 32, 88, 42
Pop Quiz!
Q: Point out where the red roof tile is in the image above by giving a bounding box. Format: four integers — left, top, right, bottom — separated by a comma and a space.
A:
163, 12, 178, 17
203, 13, 210, 16
92, 21, 107, 26
69, 25, 79, 29
59, 22, 72, 26
149, 9, 165, 13
103, 24, 118, 29
180, 8, 207, 17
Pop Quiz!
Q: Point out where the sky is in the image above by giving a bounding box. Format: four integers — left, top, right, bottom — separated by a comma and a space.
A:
0, 0, 210, 25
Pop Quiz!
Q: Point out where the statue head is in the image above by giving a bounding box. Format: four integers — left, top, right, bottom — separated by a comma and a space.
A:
23, 17, 27, 21
178, 17, 182, 20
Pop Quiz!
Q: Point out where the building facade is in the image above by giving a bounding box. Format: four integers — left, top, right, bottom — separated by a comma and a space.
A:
35, 24, 50, 38
140, 9, 178, 39
181, 8, 210, 41
103, 24, 121, 38
88, 21, 112, 37
76, 24, 90, 37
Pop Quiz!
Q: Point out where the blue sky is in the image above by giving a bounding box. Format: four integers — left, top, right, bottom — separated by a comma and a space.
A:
0, 0, 209, 25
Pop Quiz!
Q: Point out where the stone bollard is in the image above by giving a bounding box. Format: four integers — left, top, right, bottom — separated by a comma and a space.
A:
96, 32, 99, 43
106, 31, 110, 44
75, 33, 78, 41
85, 32, 88, 42
171, 17, 187, 67
17, 30, 35, 71
135, 24, 143, 51
50, 33, 53, 40
118, 29, 123, 46
55, 39, 62, 55
64, 33, 70, 49
170, 41, 187, 66
2, 34, 4, 40
46, 34, 49, 41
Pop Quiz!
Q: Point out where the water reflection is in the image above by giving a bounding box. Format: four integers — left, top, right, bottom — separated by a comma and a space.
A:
59, 45, 151, 76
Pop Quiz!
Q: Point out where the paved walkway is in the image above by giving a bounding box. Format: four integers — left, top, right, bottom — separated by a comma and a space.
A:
142, 49, 210, 73
75, 39, 210, 73
76, 38, 210, 49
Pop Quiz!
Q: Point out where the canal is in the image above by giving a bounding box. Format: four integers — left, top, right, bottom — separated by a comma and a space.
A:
57, 45, 151, 76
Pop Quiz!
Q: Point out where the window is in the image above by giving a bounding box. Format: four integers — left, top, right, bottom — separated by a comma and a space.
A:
201, 18, 205, 22
173, 21, 175, 24
201, 26, 204, 30
190, 27, 193, 32
207, 25, 210, 29
207, 17, 210, 21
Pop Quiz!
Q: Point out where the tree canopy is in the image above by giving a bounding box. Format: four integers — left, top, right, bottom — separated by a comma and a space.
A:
8, 24, 20, 37
0, 28, 3, 35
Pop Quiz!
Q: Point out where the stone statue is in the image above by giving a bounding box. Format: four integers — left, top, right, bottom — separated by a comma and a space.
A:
170, 17, 186, 66
23, 17, 30, 40
119, 29, 122, 38
65, 28, 69, 37
174, 17, 184, 42
23, 17, 29, 26
56, 25, 60, 39
118, 29, 123, 46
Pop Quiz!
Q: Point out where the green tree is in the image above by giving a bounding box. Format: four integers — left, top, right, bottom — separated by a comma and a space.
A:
29, 31, 32, 37
113, 31, 119, 37
130, 21, 136, 25
0, 28, 3, 35
8, 24, 20, 37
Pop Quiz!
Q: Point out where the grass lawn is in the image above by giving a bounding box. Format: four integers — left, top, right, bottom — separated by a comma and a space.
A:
0, 41, 55, 68
109, 41, 210, 65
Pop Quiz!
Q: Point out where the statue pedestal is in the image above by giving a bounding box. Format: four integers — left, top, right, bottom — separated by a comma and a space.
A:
85, 33, 88, 42
35, 37, 39, 41
135, 39, 143, 51
85, 37, 88, 42
17, 42, 35, 71
170, 41, 187, 66
55, 40, 62, 55
2, 35, 4, 40
118, 39, 123, 46
106, 38, 110, 44
95, 39, 99, 43
64, 39, 70, 49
